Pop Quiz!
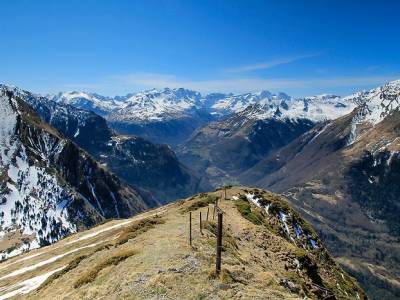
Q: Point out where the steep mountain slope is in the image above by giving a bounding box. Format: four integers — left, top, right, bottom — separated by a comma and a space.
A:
16, 87, 208, 203
177, 92, 354, 187
24, 91, 113, 154
98, 135, 209, 204
240, 80, 400, 299
0, 86, 153, 260
0, 187, 366, 299
178, 106, 315, 187
110, 109, 214, 146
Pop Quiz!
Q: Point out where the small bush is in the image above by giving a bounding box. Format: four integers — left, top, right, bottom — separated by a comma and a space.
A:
183, 195, 218, 212
74, 249, 136, 288
235, 200, 263, 225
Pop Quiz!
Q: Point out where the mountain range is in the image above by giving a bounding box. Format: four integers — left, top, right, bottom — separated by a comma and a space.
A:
50, 88, 355, 146
0, 80, 399, 299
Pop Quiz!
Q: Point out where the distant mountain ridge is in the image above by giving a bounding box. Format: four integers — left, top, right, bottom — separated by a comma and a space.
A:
51, 80, 399, 130
50, 87, 357, 145
50, 87, 356, 122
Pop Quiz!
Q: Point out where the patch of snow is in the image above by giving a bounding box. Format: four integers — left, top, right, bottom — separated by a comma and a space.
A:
0, 242, 100, 280
87, 180, 105, 216
309, 239, 319, 249
387, 151, 398, 166
264, 203, 271, 214
309, 123, 330, 144
279, 211, 292, 240
0, 266, 66, 300
110, 192, 120, 218
65, 219, 133, 245
246, 193, 261, 207
293, 223, 303, 238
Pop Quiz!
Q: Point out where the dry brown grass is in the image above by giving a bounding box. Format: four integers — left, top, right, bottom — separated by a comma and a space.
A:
114, 216, 165, 246
74, 249, 136, 288
203, 220, 239, 260
38, 243, 114, 290
39, 254, 89, 290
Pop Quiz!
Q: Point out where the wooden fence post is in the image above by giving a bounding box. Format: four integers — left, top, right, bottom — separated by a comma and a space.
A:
189, 211, 192, 246
206, 206, 209, 221
216, 212, 223, 275
212, 204, 216, 220
200, 211, 203, 235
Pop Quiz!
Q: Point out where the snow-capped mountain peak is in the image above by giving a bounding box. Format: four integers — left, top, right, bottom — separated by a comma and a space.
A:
48, 79, 400, 125
112, 87, 203, 122
49, 91, 119, 117
210, 90, 291, 114
345, 79, 400, 126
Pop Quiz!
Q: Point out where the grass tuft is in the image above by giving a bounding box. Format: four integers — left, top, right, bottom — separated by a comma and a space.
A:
74, 249, 136, 288
38, 242, 114, 290
39, 254, 89, 290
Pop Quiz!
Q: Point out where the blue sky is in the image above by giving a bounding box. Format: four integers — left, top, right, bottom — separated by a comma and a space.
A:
1, 0, 399, 97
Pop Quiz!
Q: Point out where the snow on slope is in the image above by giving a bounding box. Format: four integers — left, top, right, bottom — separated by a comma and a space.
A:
346, 79, 400, 125
0, 88, 76, 259
0, 266, 66, 300
346, 80, 400, 145
49, 79, 400, 124
49, 91, 120, 116
227, 93, 356, 122
51, 88, 354, 123
211, 91, 290, 113
109, 88, 202, 122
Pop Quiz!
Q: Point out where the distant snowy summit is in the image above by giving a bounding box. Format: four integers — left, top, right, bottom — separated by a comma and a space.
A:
49, 91, 121, 117
49, 80, 400, 125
